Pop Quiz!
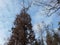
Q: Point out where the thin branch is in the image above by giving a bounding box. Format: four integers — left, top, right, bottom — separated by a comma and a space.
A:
48, 7, 60, 17
26, 0, 33, 11
33, 0, 60, 17
33, 1, 52, 7
23, 0, 25, 9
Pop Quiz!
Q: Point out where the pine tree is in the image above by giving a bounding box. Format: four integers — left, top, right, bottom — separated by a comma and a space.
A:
7, 8, 36, 45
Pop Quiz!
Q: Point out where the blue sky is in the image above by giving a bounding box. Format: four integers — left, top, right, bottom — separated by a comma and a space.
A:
0, 0, 60, 45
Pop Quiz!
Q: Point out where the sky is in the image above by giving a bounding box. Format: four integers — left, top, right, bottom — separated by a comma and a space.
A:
0, 0, 60, 45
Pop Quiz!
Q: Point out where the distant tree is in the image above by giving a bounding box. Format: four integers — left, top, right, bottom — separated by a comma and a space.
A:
52, 33, 60, 45
46, 23, 60, 45
36, 22, 46, 45
46, 31, 53, 45
52, 22, 60, 45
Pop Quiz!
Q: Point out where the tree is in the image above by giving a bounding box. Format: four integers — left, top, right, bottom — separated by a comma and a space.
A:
46, 23, 60, 45
7, 2, 36, 45
52, 33, 60, 45
51, 22, 60, 45
37, 24, 44, 45
46, 31, 53, 45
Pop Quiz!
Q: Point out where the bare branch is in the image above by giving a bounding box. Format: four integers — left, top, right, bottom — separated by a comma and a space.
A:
33, 0, 52, 7
20, 0, 33, 12
33, 0, 60, 17
26, 0, 33, 11
47, 4, 60, 16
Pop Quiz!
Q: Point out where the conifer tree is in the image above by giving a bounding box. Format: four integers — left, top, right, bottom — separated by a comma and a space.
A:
7, 7, 36, 45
